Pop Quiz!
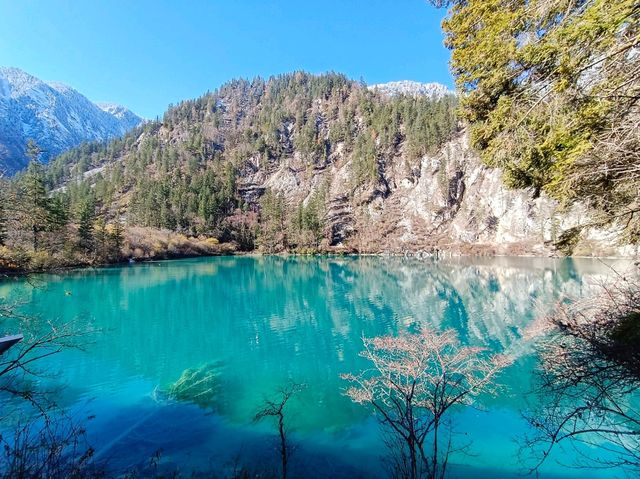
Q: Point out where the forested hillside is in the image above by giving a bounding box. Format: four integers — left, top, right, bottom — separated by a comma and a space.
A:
0, 72, 460, 269
47, 73, 457, 238
1, 65, 635, 272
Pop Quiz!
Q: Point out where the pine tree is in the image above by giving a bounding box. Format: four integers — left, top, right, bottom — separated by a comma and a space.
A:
26, 139, 42, 164
22, 159, 50, 251
259, 189, 287, 252
94, 218, 107, 259
48, 195, 69, 231
430, 0, 639, 236
109, 221, 124, 260
77, 198, 95, 252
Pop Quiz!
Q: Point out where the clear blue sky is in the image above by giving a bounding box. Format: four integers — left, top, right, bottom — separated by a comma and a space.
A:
0, 0, 452, 119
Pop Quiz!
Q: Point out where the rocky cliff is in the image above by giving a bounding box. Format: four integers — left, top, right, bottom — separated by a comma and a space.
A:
234, 129, 634, 257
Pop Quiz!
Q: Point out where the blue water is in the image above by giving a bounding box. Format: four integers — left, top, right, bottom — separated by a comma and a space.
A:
0, 256, 631, 477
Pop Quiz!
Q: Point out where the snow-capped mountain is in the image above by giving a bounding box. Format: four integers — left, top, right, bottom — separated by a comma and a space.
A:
0, 67, 143, 174
95, 102, 142, 131
368, 80, 454, 99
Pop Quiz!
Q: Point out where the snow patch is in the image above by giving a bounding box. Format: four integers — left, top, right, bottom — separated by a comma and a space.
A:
368, 80, 454, 99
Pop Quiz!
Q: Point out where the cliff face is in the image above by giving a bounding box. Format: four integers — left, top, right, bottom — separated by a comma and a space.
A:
232, 130, 634, 257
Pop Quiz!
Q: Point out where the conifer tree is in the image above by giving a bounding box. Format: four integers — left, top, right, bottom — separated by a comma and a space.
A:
430, 0, 639, 236
109, 220, 124, 260
22, 158, 50, 251
77, 198, 95, 252
26, 139, 42, 164
94, 217, 107, 259
259, 189, 287, 252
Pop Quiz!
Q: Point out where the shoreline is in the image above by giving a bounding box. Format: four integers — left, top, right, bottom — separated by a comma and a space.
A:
2, 247, 635, 279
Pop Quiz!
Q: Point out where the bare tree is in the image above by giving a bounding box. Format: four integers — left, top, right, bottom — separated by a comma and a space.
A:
524, 272, 640, 473
0, 299, 86, 417
342, 328, 510, 479
0, 287, 97, 478
254, 383, 305, 479
0, 413, 102, 479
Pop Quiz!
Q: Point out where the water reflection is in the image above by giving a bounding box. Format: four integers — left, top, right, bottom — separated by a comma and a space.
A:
0, 256, 629, 477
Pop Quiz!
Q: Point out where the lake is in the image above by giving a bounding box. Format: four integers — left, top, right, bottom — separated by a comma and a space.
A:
0, 256, 631, 478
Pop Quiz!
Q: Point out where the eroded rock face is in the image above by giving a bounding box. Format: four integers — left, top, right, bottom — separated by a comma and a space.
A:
249, 131, 635, 257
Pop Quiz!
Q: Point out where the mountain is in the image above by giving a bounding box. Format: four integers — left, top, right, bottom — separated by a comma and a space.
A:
0, 67, 143, 174
368, 80, 453, 99
95, 102, 143, 131
44, 72, 629, 258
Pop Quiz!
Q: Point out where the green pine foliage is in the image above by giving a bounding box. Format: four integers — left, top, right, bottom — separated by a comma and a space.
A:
22, 160, 57, 250
431, 0, 639, 236
77, 197, 96, 252
258, 188, 288, 252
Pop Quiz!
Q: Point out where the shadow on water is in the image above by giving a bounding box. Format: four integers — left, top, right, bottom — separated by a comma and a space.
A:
0, 255, 633, 477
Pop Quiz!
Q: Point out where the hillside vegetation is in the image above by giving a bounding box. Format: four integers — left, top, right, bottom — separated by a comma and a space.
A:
431, 0, 639, 240
1, 73, 458, 269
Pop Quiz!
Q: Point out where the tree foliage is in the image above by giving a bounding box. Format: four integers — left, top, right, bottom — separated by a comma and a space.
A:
432, 0, 639, 235
342, 328, 510, 479
77, 197, 95, 252
20, 160, 66, 251
259, 188, 288, 252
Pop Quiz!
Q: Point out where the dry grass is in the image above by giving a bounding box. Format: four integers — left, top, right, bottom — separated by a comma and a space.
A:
123, 226, 235, 260
0, 227, 236, 274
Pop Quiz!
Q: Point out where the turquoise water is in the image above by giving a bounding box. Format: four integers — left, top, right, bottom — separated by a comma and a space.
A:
0, 256, 631, 477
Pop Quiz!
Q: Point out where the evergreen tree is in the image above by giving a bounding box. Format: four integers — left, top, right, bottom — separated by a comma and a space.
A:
430, 0, 639, 236
22, 159, 50, 251
48, 195, 69, 231
77, 198, 95, 252
352, 132, 378, 186
259, 189, 287, 252
26, 139, 42, 164
109, 221, 124, 260
94, 218, 107, 259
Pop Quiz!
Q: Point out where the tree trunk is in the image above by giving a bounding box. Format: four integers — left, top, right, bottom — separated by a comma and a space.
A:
278, 414, 287, 479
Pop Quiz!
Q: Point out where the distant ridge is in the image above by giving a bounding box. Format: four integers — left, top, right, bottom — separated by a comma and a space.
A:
96, 102, 145, 131
0, 67, 143, 174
